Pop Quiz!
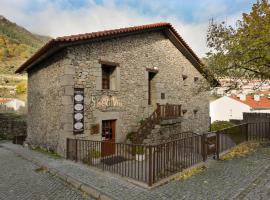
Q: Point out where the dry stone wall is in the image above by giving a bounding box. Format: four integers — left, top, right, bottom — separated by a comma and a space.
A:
27, 30, 211, 156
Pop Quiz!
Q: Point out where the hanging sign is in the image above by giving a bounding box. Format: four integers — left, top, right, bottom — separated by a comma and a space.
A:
73, 88, 84, 134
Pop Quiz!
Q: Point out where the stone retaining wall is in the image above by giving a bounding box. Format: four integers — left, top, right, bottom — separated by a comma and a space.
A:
0, 113, 27, 140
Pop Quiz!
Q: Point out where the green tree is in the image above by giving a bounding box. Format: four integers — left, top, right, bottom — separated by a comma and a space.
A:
16, 80, 27, 94
206, 0, 270, 81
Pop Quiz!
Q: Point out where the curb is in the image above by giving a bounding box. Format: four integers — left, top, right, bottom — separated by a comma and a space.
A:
3, 144, 113, 200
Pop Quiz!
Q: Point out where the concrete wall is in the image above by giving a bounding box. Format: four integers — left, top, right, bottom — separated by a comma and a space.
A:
0, 113, 26, 139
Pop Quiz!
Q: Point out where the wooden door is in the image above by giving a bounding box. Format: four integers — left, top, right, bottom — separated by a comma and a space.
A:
101, 120, 116, 157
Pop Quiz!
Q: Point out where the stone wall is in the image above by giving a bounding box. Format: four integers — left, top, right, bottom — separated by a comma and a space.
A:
27, 30, 211, 156
26, 50, 71, 154
67, 31, 210, 143
0, 113, 26, 140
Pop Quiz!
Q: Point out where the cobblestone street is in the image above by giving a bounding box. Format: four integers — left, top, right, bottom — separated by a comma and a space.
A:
0, 145, 93, 200
1, 142, 270, 200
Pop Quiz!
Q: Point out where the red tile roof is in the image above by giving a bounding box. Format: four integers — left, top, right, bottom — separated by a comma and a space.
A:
0, 98, 11, 104
231, 96, 270, 109
15, 22, 219, 86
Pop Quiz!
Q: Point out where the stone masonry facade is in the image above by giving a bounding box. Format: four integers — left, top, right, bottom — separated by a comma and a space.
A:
26, 30, 210, 156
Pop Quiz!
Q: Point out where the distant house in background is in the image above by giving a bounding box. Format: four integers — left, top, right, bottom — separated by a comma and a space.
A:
210, 95, 270, 122
0, 98, 25, 111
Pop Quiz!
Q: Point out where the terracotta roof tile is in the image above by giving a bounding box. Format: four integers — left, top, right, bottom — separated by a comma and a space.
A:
0, 98, 11, 104
231, 96, 270, 109
15, 22, 219, 86
16, 22, 202, 73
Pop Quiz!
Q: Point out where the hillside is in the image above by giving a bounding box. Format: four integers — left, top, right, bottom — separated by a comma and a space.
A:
0, 15, 51, 101
0, 15, 51, 74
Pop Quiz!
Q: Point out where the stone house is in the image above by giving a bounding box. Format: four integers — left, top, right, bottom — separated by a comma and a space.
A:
16, 23, 218, 156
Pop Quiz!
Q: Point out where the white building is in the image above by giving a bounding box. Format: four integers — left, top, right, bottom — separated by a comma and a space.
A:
0, 98, 25, 111
210, 95, 270, 122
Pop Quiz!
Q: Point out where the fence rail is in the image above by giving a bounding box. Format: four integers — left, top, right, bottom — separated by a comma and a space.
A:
67, 134, 202, 186
216, 123, 248, 155
67, 122, 270, 186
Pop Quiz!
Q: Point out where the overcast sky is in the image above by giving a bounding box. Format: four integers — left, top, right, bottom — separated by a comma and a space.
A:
0, 0, 255, 57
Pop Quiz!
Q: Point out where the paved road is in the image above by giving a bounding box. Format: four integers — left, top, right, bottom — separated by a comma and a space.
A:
0, 145, 93, 200
154, 144, 270, 200
1, 141, 270, 200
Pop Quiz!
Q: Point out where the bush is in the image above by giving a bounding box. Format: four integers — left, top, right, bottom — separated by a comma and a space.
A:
211, 121, 234, 131
126, 132, 135, 141
135, 146, 145, 155
16, 80, 27, 94
90, 149, 101, 158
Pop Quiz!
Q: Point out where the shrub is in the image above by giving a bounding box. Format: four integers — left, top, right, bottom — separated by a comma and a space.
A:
90, 149, 101, 158
126, 132, 135, 141
135, 146, 145, 155
139, 118, 145, 125
211, 121, 234, 131
16, 80, 27, 94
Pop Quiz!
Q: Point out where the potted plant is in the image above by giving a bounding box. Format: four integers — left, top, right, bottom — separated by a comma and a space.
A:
83, 149, 101, 165
135, 146, 145, 161
126, 132, 135, 143
90, 149, 101, 165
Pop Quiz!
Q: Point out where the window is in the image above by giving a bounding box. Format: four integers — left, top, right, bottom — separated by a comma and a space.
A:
182, 75, 188, 86
182, 75, 188, 81
161, 93, 165, 100
182, 109, 187, 115
148, 72, 156, 105
102, 64, 116, 90
193, 109, 198, 119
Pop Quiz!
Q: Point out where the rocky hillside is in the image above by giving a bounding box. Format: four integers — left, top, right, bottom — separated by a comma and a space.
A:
0, 15, 51, 101
0, 15, 50, 74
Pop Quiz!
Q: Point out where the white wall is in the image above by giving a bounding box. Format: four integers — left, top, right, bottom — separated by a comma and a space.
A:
5, 99, 25, 111
210, 96, 250, 122
250, 109, 270, 113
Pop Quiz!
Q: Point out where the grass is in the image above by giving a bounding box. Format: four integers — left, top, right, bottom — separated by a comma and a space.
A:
220, 141, 260, 161
175, 165, 207, 181
31, 146, 62, 159
34, 166, 48, 173
0, 112, 26, 121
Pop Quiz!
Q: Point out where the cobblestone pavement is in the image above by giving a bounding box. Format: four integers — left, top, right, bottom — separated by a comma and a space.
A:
154, 145, 270, 200
1, 141, 270, 200
0, 145, 93, 200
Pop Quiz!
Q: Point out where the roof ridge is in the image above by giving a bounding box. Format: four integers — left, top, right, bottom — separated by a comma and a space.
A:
54, 22, 171, 42
15, 21, 220, 87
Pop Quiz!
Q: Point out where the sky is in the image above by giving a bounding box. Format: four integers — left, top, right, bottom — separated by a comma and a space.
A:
0, 0, 256, 57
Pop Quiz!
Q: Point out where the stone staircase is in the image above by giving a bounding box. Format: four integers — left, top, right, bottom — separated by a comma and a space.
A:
132, 104, 182, 144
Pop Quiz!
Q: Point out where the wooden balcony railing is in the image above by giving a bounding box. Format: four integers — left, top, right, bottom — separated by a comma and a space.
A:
133, 103, 182, 144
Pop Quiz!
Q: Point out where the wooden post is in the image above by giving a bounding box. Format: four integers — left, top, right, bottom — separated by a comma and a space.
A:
201, 134, 207, 162
216, 132, 220, 160
66, 138, 69, 159
245, 123, 249, 141
75, 139, 78, 162
156, 103, 161, 119
148, 145, 153, 186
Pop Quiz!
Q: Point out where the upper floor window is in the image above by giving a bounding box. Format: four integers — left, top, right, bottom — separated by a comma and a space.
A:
182, 75, 188, 81
102, 64, 116, 90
